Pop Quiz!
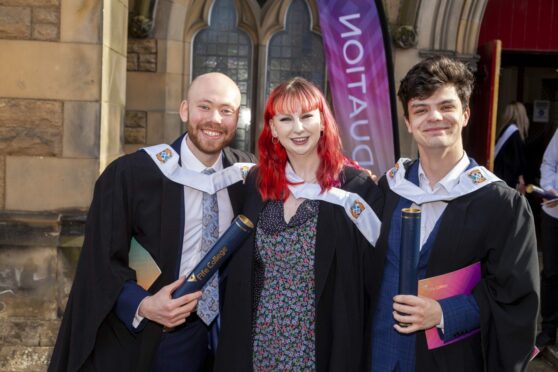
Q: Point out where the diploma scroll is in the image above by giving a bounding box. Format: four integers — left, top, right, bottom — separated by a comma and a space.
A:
526, 184, 558, 200
172, 214, 254, 298
398, 207, 421, 326
399, 207, 421, 295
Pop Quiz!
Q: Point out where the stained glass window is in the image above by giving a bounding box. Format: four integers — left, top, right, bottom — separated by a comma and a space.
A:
266, 0, 325, 96
192, 0, 253, 151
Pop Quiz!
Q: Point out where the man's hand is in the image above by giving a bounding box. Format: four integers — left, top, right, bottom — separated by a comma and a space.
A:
392, 295, 442, 334
542, 188, 558, 208
138, 276, 202, 328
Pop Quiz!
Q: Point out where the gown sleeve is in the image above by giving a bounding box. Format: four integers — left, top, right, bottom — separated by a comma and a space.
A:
472, 192, 539, 371
49, 157, 137, 372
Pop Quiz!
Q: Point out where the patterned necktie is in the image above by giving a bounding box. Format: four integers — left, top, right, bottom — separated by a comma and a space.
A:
197, 168, 220, 325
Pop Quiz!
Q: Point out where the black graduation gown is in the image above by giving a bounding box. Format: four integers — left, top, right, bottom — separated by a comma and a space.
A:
367, 160, 539, 372
48, 137, 255, 372
215, 166, 383, 372
494, 128, 527, 188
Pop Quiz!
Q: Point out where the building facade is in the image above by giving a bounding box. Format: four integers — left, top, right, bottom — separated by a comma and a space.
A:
1, 0, 557, 370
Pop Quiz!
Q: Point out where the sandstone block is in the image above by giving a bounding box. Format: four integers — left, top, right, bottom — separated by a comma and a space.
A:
0, 346, 51, 372
0, 127, 61, 156
146, 111, 164, 145
128, 38, 157, 54
124, 143, 143, 154
60, 0, 101, 43
0, 99, 62, 156
127, 53, 138, 71
32, 6, 58, 24
163, 112, 184, 143
139, 53, 157, 72
63, 101, 100, 158
0, 99, 62, 129
126, 72, 166, 110
124, 127, 146, 144
0, 0, 58, 5
0, 246, 57, 319
32, 23, 58, 41
0, 6, 31, 39
161, 40, 184, 74
125, 110, 147, 128
6, 157, 97, 211
0, 319, 60, 346
0, 40, 101, 101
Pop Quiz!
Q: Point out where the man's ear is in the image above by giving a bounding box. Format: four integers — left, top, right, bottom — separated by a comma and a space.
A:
462, 106, 470, 128
404, 116, 412, 133
179, 100, 189, 122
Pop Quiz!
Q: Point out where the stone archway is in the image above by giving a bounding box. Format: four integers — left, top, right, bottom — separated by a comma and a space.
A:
390, 0, 490, 157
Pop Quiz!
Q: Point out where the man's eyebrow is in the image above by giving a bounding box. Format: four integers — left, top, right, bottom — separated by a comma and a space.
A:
409, 102, 428, 108
410, 99, 458, 107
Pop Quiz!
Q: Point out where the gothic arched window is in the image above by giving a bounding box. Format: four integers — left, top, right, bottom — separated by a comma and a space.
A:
192, 0, 253, 151
266, 0, 325, 95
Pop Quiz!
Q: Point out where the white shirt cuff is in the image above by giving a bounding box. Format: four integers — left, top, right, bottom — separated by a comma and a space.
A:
132, 297, 148, 328
436, 312, 445, 333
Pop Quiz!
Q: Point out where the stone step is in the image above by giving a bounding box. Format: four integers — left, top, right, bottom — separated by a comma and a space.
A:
0, 318, 60, 347
0, 346, 52, 372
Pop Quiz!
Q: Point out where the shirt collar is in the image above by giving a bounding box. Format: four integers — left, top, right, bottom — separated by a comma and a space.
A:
180, 134, 223, 172
418, 153, 470, 193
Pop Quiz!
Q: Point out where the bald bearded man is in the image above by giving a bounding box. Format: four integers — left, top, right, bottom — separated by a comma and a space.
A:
49, 73, 256, 372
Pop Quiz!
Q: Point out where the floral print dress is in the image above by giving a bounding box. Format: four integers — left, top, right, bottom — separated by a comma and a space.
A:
252, 199, 319, 371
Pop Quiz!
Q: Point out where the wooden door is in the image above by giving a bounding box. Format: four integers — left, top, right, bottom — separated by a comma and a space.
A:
465, 40, 501, 169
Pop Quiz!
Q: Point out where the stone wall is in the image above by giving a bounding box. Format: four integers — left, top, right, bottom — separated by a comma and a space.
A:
0, 0, 102, 211
0, 211, 85, 371
127, 38, 157, 72
125, 38, 165, 153
0, 0, 104, 370
0, 1, 60, 41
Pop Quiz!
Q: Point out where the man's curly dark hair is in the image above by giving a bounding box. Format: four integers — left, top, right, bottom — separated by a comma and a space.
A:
397, 56, 475, 117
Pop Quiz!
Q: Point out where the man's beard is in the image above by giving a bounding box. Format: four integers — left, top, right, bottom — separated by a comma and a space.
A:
187, 118, 235, 155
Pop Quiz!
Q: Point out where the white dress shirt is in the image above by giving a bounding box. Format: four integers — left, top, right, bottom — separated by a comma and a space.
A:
179, 136, 234, 278
133, 136, 234, 327
413, 154, 470, 330
414, 154, 471, 249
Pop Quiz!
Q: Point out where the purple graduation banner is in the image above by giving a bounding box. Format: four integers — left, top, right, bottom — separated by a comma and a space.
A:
317, 0, 398, 176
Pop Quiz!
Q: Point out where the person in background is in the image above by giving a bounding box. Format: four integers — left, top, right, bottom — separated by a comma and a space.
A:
494, 101, 530, 193
368, 56, 539, 372
536, 128, 558, 350
49, 72, 256, 372
215, 77, 383, 371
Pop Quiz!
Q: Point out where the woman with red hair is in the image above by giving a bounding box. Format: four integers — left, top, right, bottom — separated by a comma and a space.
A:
216, 77, 382, 371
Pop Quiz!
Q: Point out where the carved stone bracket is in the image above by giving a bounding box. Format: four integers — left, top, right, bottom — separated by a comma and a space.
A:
129, 14, 154, 39
393, 25, 418, 49
129, 0, 158, 38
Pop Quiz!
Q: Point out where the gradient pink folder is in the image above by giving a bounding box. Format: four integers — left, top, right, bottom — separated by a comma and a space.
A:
129, 237, 161, 290
418, 262, 481, 350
